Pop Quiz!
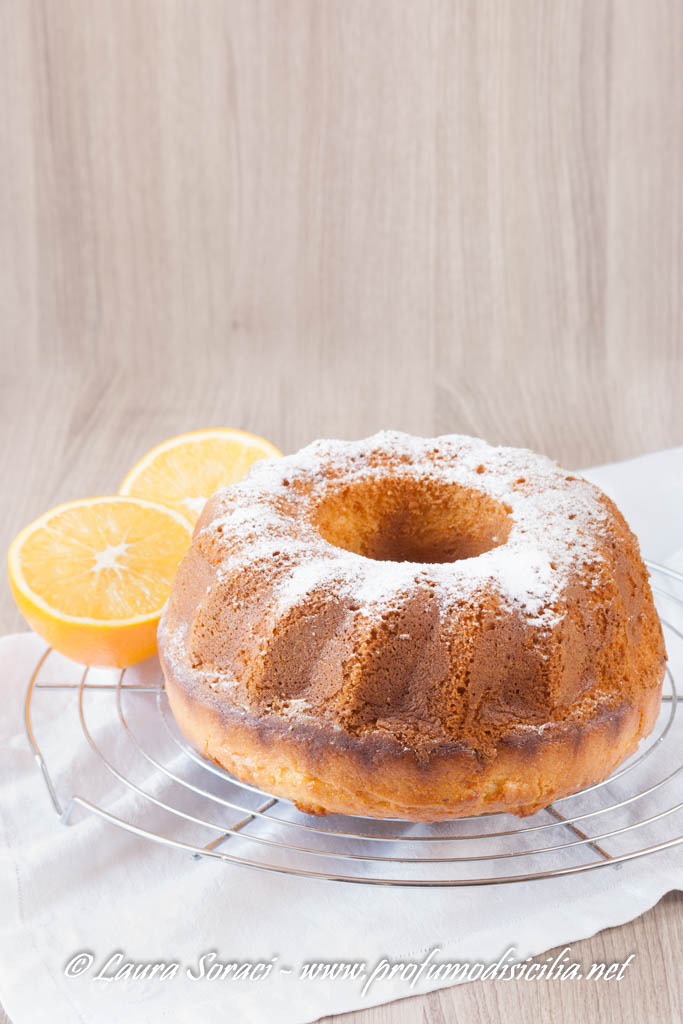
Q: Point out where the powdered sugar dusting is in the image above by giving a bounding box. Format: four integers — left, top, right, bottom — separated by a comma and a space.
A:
468, 546, 556, 618
275, 558, 339, 613
194, 431, 611, 629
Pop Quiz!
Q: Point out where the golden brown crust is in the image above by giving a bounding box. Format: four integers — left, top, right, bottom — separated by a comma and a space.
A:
162, 647, 663, 819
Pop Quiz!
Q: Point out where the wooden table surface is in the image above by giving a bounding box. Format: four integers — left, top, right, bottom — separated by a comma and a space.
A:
1, 2, 682, 1021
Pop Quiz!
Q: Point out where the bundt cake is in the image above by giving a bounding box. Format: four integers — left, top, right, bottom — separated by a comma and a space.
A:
158, 432, 666, 820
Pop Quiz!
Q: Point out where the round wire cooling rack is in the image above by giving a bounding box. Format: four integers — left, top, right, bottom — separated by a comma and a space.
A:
24, 560, 683, 887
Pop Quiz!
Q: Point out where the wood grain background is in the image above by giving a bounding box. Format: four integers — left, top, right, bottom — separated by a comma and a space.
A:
1, 2, 682, 1022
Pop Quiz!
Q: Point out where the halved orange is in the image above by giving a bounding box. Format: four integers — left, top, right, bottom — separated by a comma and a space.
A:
8, 496, 193, 667
119, 428, 282, 524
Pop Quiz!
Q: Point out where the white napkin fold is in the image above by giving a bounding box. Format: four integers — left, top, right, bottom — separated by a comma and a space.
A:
1, 447, 682, 1024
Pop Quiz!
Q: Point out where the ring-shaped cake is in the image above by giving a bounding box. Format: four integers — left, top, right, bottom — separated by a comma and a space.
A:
159, 432, 665, 820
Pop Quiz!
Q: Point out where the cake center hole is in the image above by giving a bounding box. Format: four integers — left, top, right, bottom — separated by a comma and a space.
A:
314, 478, 511, 564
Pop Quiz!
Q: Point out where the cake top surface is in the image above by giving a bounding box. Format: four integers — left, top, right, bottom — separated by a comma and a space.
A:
194, 431, 612, 629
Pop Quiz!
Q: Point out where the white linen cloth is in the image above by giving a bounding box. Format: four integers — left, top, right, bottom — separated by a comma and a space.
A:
1, 447, 682, 1024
